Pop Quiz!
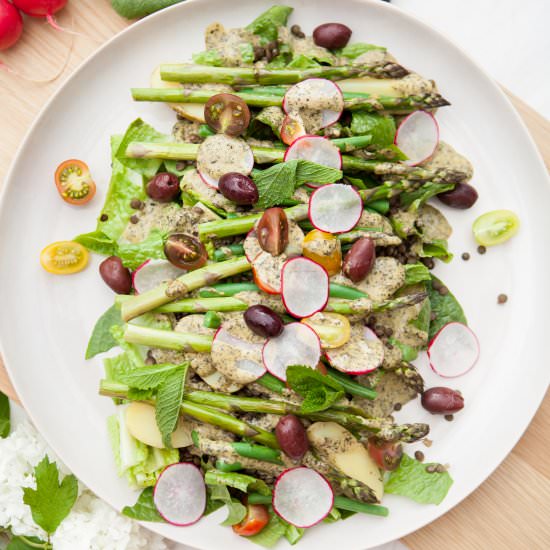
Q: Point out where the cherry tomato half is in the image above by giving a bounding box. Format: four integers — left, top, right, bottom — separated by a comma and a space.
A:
232, 503, 269, 537
301, 312, 351, 348
40, 241, 89, 274
204, 93, 251, 137
472, 209, 520, 246
303, 229, 342, 276
55, 159, 96, 205
164, 233, 208, 270
280, 115, 306, 146
367, 437, 403, 471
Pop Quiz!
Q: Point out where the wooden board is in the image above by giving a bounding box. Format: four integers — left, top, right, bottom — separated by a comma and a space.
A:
0, 2, 549, 547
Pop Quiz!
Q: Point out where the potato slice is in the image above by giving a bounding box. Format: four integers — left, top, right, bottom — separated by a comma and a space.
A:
126, 402, 192, 449
150, 66, 206, 122
307, 421, 384, 502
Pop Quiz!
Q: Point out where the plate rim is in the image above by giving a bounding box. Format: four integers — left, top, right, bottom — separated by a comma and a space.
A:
0, 0, 549, 547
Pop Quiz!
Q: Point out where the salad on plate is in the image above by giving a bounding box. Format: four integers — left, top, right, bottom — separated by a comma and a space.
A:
40, 4, 521, 546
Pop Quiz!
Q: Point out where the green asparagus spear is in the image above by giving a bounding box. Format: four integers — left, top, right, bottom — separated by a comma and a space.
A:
159, 63, 409, 85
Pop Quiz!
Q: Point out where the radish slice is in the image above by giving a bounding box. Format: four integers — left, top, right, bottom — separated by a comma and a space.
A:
196, 134, 254, 189
272, 467, 334, 528
325, 325, 384, 374
132, 259, 185, 294
304, 182, 324, 189
284, 135, 342, 170
395, 111, 439, 166
280, 115, 306, 146
427, 322, 479, 378
263, 323, 321, 381
211, 318, 266, 384
281, 257, 329, 318
283, 79, 344, 133
153, 463, 206, 526
308, 184, 363, 234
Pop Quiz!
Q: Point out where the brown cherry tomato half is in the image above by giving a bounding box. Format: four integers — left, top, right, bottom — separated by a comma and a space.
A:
280, 115, 306, 146
55, 159, 96, 205
164, 233, 208, 270
204, 93, 251, 137
232, 503, 269, 537
367, 437, 403, 471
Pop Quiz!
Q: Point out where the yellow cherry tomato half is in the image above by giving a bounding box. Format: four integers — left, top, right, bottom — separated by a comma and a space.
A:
40, 241, 89, 275
472, 209, 520, 246
301, 312, 351, 349
302, 229, 342, 276
55, 159, 96, 205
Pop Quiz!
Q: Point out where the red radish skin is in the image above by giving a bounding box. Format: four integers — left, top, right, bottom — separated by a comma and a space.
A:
0, 0, 23, 51
308, 184, 363, 234
284, 135, 342, 170
272, 467, 334, 528
281, 256, 329, 318
153, 463, 206, 526
427, 322, 480, 378
395, 110, 439, 166
198, 168, 220, 190
12, 0, 66, 17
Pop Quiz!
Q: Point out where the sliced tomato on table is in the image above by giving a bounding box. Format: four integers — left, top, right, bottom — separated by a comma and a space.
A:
55, 159, 96, 205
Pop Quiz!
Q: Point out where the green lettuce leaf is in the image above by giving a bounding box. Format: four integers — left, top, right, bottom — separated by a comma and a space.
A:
192, 49, 224, 66
337, 42, 386, 59
404, 262, 431, 285
85, 304, 124, 359
247, 510, 288, 548
426, 277, 467, 339
287, 54, 320, 69
421, 239, 453, 263
73, 230, 117, 257
246, 5, 293, 43
385, 454, 453, 505
0, 391, 10, 438
350, 112, 396, 146
97, 136, 146, 241
122, 487, 164, 522
207, 483, 247, 526
116, 118, 167, 179
117, 228, 167, 270
205, 470, 271, 496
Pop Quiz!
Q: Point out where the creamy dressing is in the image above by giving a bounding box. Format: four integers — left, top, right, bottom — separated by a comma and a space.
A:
326, 324, 385, 373
351, 49, 390, 67
204, 22, 260, 67
196, 134, 253, 181
181, 168, 237, 212
278, 26, 337, 65
416, 204, 452, 242
233, 291, 286, 314
422, 141, 474, 181
122, 200, 210, 243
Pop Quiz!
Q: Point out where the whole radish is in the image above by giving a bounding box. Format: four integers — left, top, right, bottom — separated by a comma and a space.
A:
12, 0, 66, 18
0, 0, 23, 50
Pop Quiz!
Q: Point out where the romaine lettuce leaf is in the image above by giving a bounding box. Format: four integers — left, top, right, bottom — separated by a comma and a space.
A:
246, 5, 293, 43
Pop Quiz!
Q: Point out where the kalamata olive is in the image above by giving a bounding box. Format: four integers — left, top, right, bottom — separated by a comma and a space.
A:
421, 387, 464, 414
342, 237, 375, 282
99, 256, 132, 294
244, 305, 284, 338
218, 173, 259, 205
257, 207, 289, 256
164, 233, 208, 270
312, 23, 352, 49
437, 183, 479, 209
204, 93, 251, 137
275, 415, 309, 461
146, 172, 180, 203
367, 438, 403, 471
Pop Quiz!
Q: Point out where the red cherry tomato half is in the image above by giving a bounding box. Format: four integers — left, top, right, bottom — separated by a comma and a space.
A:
55, 159, 96, 205
232, 503, 269, 537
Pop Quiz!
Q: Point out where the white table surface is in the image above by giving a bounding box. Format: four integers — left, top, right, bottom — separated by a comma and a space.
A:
7, 1, 548, 549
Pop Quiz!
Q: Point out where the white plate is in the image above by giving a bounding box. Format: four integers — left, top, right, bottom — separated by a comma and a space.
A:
0, 0, 548, 548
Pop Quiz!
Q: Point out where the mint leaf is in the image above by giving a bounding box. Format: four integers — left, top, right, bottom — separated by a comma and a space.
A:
385, 454, 453, 505
85, 304, 123, 359
0, 391, 10, 438
73, 230, 117, 257
253, 160, 342, 209
286, 365, 345, 413
122, 487, 164, 522
155, 364, 188, 447
426, 277, 467, 339
22, 456, 78, 535
117, 229, 167, 270
118, 363, 185, 390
